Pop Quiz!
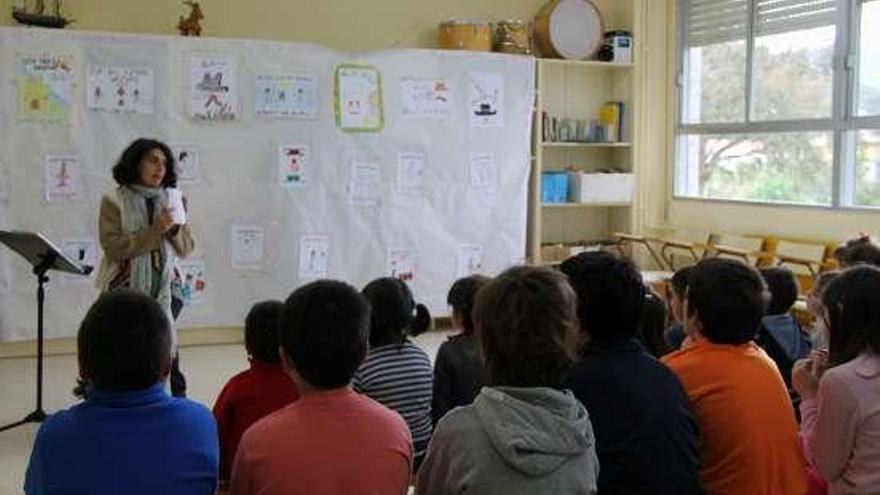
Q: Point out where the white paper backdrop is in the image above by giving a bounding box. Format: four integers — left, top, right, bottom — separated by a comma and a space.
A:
0, 27, 534, 342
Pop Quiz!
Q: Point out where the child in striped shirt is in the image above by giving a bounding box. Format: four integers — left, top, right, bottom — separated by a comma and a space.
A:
354, 277, 433, 471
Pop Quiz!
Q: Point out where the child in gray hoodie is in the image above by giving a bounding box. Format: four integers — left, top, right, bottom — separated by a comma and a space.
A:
417, 266, 600, 495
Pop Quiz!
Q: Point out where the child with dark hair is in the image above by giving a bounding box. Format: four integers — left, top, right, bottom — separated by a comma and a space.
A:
432, 275, 490, 425
25, 291, 218, 495
230, 280, 412, 495
662, 259, 807, 495
756, 267, 812, 390
805, 271, 839, 348
793, 266, 880, 495
212, 300, 300, 487
418, 266, 599, 494
353, 277, 433, 470
640, 290, 673, 358
561, 252, 702, 495
834, 234, 880, 268
665, 266, 692, 350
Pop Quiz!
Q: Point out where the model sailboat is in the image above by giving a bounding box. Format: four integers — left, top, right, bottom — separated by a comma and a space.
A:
12, 0, 72, 29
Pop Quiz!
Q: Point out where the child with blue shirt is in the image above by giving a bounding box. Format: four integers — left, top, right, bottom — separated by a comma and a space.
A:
756, 267, 811, 391
24, 290, 218, 495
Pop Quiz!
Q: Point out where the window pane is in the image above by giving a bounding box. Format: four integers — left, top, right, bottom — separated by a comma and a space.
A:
678, 132, 832, 204
683, 42, 747, 124
858, 1, 880, 116
752, 26, 835, 121
855, 130, 880, 206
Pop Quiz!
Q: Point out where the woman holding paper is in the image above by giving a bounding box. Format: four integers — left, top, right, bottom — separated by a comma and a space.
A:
95, 138, 194, 397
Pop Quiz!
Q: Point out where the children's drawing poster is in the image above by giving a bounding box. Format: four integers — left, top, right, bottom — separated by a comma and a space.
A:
279, 144, 309, 188
457, 244, 485, 277
230, 225, 265, 270
60, 238, 98, 283
87, 65, 154, 115
468, 72, 504, 128
348, 161, 381, 206
334, 65, 383, 132
255, 75, 318, 118
470, 153, 499, 191
179, 259, 207, 304
397, 152, 426, 191
43, 155, 83, 202
17, 53, 74, 122
388, 248, 416, 282
171, 142, 201, 184
400, 77, 452, 119
299, 234, 330, 279
190, 54, 238, 121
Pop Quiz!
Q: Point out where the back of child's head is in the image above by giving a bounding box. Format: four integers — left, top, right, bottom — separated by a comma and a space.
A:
687, 258, 768, 345
670, 266, 693, 298
640, 291, 671, 358
474, 266, 577, 388
447, 275, 491, 335
362, 277, 431, 347
760, 267, 799, 315
822, 265, 880, 366
559, 251, 645, 345
280, 280, 370, 389
245, 300, 284, 364
77, 290, 172, 392
835, 234, 880, 268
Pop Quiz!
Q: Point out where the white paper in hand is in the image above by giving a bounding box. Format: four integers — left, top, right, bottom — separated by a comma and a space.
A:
165, 188, 187, 225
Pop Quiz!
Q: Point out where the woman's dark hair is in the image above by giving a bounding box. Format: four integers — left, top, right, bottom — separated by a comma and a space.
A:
280, 280, 371, 389
447, 275, 491, 335
687, 258, 768, 345
822, 266, 880, 366
245, 300, 284, 364
760, 267, 799, 315
559, 251, 645, 345
77, 290, 172, 393
640, 291, 672, 358
362, 278, 431, 347
112, 138, 177, 188
670, 266, 693, 298
474, 266, 577, 388
835, 235, 880, 268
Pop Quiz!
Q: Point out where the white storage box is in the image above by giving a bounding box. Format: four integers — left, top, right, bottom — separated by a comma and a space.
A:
568, 172, 635, 203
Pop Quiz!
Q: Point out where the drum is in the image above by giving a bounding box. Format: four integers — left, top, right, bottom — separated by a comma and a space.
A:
534, 0, 605, 60
438, 20, 493, 52
495, 20, 531, 55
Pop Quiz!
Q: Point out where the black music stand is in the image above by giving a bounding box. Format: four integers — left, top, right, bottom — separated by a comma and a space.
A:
0, 231, 92, 433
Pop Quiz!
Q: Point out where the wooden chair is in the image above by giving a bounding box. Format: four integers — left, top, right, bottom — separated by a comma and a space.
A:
613, 232, 668, 270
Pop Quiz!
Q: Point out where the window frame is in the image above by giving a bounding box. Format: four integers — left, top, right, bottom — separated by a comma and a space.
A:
674, 0, 880, 209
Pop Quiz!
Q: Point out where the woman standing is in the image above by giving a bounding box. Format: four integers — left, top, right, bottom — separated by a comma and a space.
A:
96, 138, 194, 397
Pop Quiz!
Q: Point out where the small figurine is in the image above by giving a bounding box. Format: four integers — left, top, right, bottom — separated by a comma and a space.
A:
177, 1, 204, 37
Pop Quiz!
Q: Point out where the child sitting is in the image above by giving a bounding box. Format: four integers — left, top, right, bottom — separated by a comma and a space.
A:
805, 271, 839, 348
432, 275, 490, 425
354, 277, 433, 470
834, 233, 880, 268
213, 300, 300, 486
665, 266, 691, 350
756, 267, 812, 390
25, 291, 218, 495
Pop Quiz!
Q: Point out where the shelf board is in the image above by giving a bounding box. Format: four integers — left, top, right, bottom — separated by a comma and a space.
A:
542, 202, 633, 208
542, 142, 631, 149
538, 58, 635, 70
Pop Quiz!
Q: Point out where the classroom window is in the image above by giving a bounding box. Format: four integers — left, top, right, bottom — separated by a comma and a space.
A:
676, 0, 880, 207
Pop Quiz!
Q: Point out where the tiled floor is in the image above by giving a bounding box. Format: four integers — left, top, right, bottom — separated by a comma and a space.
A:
0, 330, 452, 494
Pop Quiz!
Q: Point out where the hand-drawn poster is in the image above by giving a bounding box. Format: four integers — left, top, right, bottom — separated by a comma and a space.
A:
171, 143, 201, 184
231, 225, 264, 270
397, 152, 425, 190
335, 65, 383, 132
190, 54, 238, 121
17, 53, 74, 122
401, 77, 452, 119
43, 155, 83, 202
468, 72, 504, 128
348, 161, 381, 206
457, 244, 485, 277
470, 153, 498, 191
279, 144, 309, 188
387, 248, 416, 282
255, 75, 318, 118
179, 259, 207, 304
87, 65, 154, 115
299, 235, 330, 279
